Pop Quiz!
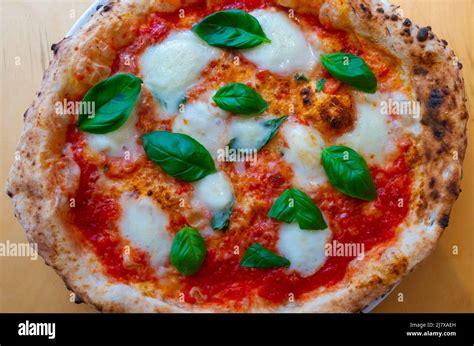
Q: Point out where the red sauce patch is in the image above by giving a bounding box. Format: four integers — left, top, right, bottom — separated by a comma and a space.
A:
68, 128, 155, 282
183, 156, 411, 304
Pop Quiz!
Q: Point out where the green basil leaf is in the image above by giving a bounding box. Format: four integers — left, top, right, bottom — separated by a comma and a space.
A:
294, 73, 309, 82
211, 199, 234, 231
78, 73, 142, 134
320, 53, 377, 93
321, 145, 377, 201
213, 83, 268, 114
192, 10, 271, 49
315, 78, 326, 92
170, 226, 206, 276
268, 187, 327, 230
142, 131, 216, 182
240, 243, 290, 268
229, 116, 287, 152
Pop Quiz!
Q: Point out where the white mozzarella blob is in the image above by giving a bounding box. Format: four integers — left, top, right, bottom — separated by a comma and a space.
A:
229, 117, 271, 150
337, 92, 393, 164
193, 172, 233, 211
281, 122, 326, 190
119, 194, 171, 270
86, 109, 139, 157
278, 223, 332, 277
140, 30, 221, 116
242, 10, 319, 75
172, 100, 230, 158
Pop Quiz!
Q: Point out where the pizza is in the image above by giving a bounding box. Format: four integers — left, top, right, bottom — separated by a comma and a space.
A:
7, 0, 468, 312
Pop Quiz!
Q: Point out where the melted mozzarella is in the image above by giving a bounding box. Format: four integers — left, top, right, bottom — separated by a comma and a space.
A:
140, 30, 221, 116
242, 10, 319, 75
337, 92, 394, 164
86, 110, 139, 157
119, 194, 171, 270
281, 122, 326, 190
278, 223, 332, 277
193, 172, 233, 211
172, 99, 230, 158
229, 117, 271, 150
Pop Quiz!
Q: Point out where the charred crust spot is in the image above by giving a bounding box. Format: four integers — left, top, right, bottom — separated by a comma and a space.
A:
384, 14, 390, 20
96, 4, 103, 10
403, 18, 412, 26
147, 190, 153, 196
433, 129, 443, 140
428, 89, 445, 109
429, 177, 436, 189
23, 109, 28, 120
447, 181, 460, 197
436, 142, 449, 155
376, 7, 384, 13
74, 294, 83, 304
421, 88, 450, 140
413, 66, 428, 76
6, 190, 14, 198
359, 3, 372, 17
439, 214, 450, 228
457, 61, 463, 70
390, 14, 399, 21
102, 4, 111, 12
430, 190, 440, 200
51, 43, 60, 55
417, 27, 430, 42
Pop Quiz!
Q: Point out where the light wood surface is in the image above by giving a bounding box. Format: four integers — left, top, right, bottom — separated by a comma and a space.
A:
0, 0, 472, 312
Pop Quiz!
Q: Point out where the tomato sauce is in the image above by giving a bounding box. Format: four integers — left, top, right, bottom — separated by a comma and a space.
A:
68, 128, 155, 282
184, 156, 410, 304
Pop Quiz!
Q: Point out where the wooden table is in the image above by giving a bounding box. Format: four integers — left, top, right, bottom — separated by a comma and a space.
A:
0, 0, 472, 312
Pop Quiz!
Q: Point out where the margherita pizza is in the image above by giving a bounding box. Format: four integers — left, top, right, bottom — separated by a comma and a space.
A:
7, 0, 468, 312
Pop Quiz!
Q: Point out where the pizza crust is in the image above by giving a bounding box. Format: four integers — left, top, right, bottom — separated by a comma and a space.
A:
6, 0, 468, 312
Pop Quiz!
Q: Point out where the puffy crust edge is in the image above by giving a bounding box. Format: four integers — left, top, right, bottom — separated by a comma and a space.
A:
6, 0, 468, 313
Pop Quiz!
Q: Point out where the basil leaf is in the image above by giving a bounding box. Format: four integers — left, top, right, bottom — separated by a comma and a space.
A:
192, 10, 271, 49
240, 243, 290, 268
315, 78, 326, 92
170, 227, 206, 276
321, 145, 377, 201
213, 83, 268, 114
229, 116, 287, 151
320, 53, 377, 93
78, 73, 142, 134
211, 199, 234, 231
268, 187, 327, 230
142, 131, 216, 182
294, 73, 309, 82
